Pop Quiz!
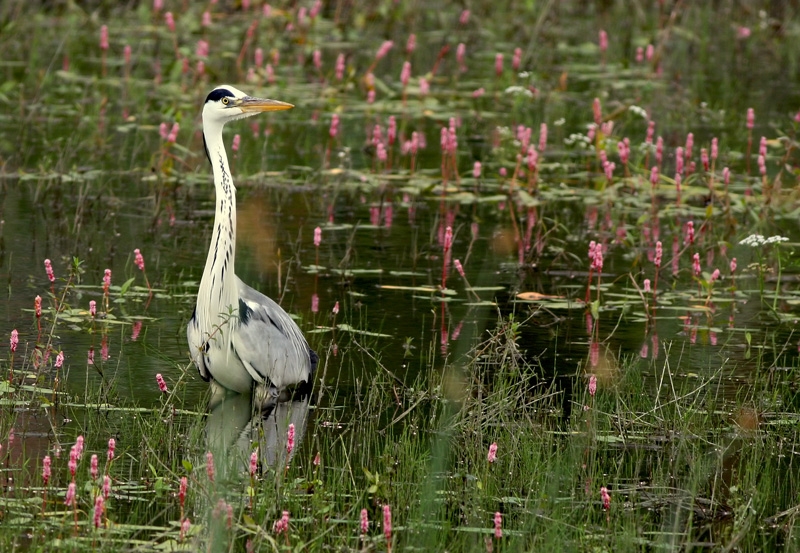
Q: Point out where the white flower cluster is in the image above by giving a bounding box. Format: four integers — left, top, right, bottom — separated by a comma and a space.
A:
628, 105, 648, 119
739, 234, 789, 247
564, 133, 592, 148
504, 86, 534, 98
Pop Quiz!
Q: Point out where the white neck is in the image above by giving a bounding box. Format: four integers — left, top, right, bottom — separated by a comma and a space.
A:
197, 120, 239, 336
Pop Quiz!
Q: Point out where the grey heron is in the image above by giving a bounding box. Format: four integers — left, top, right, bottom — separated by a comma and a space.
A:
187, 85, 317, 406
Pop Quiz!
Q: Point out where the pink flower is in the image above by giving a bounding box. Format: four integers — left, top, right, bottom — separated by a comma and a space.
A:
457, 43, 466, 72
103, 268, 112, 293
512, 47, 522, 71
588, 375, 597, 396
65, 482, 77, 507
335, 53, 345, 81
406, 33, 416, 54
360, 508, 369, 534
156, 373, 168, 393
710, 268, 721, 282
100, 25, 109, 51
89, 300, 97, 317
107, 438, 116, 462
313, 49, 322, 71
232, 134, 241, 152
94, 495, 105, 528
254, 47, 263, 68
44, 259, 55, 283
388, 116, 397, 145
179, 476, 188, 507
538, 123, 547, 152
593, 97, 602, 125
487, 442, 498, 463
332, 301, 340, 315
600, 486, 611, 510
494, 511, 502, 539
711, 137, 718, 161
454, 259, 465, 278
90, 454, 99, 480
35, 295, 42, 318
313, 452, 321, 466
329, 113, 339, 139
42, 455, 51, 485
314, 227, 322, 247
134, 249, 145, 271
598, 29, 608, 53
311, 293, 319, 313
494, 53, 503, 77
273, 510, 290, 534
201, 10, 211, 27
654, 241, 663, 268
159, 122, 168, 140
645, 120, 655, 144
167, 123, 179, 143
730, 258, 737, 273
649, 166, 659, 186
153, 0, 163, 12
738, 26, 751, 39
286, 423, 295, 456
473, 161, 482, 179
701, 148, 709, 171
249, 449, 258, 477
88, 347, 95, 365
103, 475, 111, 499
400, 61, 411, 87
10, 329, 18, 353
206, 451, 215, 482
692, 253, 701, 276
74, 436, 84, 458
635, 46, 644, 63
164, 12, 175, 33
685, 221, 695, 245
643, 279, 651, 293
419, 78, 429, 96
375, 40, 393, 61
747, 107, 755, 129
459, 9, 470, 25
383, 504, 392, 544
180, 518, 191, 541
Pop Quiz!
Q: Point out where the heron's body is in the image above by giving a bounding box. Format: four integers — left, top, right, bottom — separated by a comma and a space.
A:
187, 85, 315, 396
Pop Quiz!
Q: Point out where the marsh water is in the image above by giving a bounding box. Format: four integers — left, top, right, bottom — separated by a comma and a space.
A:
3, 4, 800, 415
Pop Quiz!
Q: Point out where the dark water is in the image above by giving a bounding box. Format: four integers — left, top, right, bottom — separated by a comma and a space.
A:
3, 4, 800, 421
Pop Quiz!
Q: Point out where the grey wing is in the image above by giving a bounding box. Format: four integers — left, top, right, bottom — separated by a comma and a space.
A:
233, 277, 313, 390
187, 308, 211, 382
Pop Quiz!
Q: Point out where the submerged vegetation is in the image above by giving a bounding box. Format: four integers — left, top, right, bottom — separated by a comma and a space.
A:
3, 0, 800, 550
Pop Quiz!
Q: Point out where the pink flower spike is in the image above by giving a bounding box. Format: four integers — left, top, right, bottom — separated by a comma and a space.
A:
103, 268, 112, 292
10, 329, 18, 353
100, 25, 109, 51
710, 268, 721, 282
332, 301, 340, 315
375, 40, 393, 61
494, 53, 503, 77
179, 476, 188, 507
313, 452, 321, 466
42, 455, 51, 485
89, 300, 97, 318
360, 508, 369, 534
473, 161, 482, 178
600, 486, 611, 510
588, 375, 597, 396
487, 442, 498, 463
654, 241, 663, 268
692, 253, 701, 276
232, 134, 241, 152
286, 423, 295, 456
406, 33, 416, 54
643, 279, 651, 293
249, 449, 258, 477
512, 47, 522, 71
400, 61, 411, 87
180, 518, 191, 540
103, 475, 111, 499
94, 494, 105, 528
206, 451, 215, 482
201, 10, 211, 27
90, 454, 99, 480
459, 9, 470, 25
44, 259, 55, 283
107, 438, 116, 462
164, 12, 175, 33
35, 295, 42, 318
494, 511, 503, 539
65, 482, 77, 507
273, 510, 290, 534
383, 504, 392, 544
599, 30, 608, 53
335, 53, 345, 80
156, 373, 168, 393
747, 107, 755, 130
314, 226, 322, 247
454, 259, 465, 278
153, 0, 163, 12
730, 258, 737, 273
134, 249, 145, 271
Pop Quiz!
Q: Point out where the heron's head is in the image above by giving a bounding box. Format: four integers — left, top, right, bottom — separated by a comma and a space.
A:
202, 85, 293, 127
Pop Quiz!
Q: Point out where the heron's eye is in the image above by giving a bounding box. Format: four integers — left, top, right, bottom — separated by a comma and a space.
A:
221, 97, 229, 105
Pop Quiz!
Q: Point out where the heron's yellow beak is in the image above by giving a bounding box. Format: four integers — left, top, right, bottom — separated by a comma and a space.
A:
237, 97, 294, 113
